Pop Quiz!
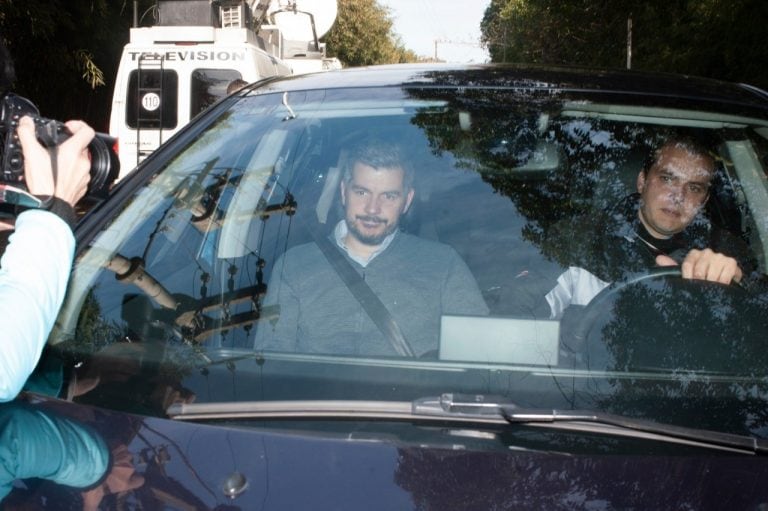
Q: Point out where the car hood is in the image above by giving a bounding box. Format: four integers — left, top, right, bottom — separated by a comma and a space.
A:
5, 396, 768, 510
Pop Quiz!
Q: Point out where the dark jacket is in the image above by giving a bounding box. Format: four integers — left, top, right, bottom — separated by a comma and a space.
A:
546, 194, 756, 284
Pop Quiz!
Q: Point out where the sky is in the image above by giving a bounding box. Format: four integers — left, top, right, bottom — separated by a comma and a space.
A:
379, 0, 491, 63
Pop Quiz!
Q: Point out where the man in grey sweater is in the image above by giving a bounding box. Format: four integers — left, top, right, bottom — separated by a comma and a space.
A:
255, 141, 488, 357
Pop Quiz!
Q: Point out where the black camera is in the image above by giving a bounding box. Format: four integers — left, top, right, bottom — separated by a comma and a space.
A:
0, 92, 120, 204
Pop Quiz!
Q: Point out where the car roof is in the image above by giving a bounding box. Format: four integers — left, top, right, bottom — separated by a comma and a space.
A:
246, 63, 768, 120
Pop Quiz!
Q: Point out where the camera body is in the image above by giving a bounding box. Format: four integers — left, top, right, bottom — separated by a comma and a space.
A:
0, 92, 120, 202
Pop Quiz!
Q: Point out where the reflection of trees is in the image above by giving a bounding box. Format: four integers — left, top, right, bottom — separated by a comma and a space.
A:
403, 72, 730, 269
394, 445, 767, 510
62, 158, 255, 415
65, 291, 200, 416
410, 94, 569, 240
584, 278, 768, 436
70, 289, 127, 353
70, 340, 198, 417
403, 78, 768, 438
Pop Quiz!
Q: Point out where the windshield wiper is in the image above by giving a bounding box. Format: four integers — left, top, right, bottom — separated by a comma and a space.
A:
414, 393, 768, 455
168, 392, 768, 455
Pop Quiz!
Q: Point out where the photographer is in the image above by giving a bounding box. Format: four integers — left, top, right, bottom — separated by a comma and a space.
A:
0, 116, 93, 402
0, 42, 93, 401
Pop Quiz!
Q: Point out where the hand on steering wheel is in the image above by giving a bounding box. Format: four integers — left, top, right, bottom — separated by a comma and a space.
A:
656, 249, 743, 285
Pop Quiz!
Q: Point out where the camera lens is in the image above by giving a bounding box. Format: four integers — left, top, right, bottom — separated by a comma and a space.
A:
1, 93, 121, 203
86, 134, 120, 199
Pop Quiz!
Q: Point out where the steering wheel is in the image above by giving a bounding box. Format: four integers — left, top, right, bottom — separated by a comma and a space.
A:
572, 266, 683, 344
567, 265, 763, 374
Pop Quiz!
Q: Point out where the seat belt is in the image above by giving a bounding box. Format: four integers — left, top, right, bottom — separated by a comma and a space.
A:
314, 235, 416, 357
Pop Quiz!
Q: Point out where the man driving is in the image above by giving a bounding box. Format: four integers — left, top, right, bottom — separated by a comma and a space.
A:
544, 136, 754, 319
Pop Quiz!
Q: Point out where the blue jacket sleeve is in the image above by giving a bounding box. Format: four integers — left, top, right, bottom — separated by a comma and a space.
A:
0, 402, 109, 500
0, 210, 75, 402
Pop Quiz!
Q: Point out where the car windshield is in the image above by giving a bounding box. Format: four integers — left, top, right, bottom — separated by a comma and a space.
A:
51, 75, 768, 442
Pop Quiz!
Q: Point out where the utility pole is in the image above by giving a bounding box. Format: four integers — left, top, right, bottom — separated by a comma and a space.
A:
626, 14, 633, 70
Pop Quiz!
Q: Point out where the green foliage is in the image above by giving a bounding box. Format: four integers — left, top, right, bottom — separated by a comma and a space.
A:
0, 0, 418, 126
0, 0, 153, 128
324, 0, 418, 66
481, 0, 768, 89
77, 50, 106, 89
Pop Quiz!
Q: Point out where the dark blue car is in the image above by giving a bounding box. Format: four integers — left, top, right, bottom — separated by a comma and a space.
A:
6, 63, 768, 510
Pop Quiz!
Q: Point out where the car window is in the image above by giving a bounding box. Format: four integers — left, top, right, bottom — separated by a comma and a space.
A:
50, 83, 768, 439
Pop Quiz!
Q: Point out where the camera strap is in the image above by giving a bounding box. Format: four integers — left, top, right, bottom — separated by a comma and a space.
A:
36, 120, 62, 209
30, 147, 58, 210
43, 145, 58, 207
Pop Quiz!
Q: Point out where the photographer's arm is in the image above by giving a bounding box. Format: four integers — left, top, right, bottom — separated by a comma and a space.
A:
19, 116, 94, 215
0, 402, 111, 501
0, 116, 92, 402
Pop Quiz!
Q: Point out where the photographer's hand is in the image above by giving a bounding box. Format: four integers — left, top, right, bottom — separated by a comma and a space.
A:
16, 115, 94, 206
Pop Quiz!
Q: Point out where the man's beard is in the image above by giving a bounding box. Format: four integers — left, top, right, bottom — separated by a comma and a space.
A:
346, 215, 398, 246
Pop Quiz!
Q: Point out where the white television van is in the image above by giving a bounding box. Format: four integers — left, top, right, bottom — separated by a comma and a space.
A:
109, 0, 306, 179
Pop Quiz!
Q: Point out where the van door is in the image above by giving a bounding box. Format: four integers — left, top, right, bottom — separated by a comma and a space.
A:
113, 60, 181, 177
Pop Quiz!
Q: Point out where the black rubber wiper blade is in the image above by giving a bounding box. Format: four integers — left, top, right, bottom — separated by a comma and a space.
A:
501, 404, 768, 455
414, 393, 768, 455
168, 392, 768, 455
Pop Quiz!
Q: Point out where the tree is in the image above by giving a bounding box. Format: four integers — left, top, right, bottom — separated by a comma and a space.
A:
0, 0, 153, 129
0, 0, 419, 130
480, 0, 768, 89
324, 0, 418, 67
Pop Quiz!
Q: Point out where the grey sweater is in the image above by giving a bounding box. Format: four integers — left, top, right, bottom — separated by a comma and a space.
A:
255, 231, 489, 357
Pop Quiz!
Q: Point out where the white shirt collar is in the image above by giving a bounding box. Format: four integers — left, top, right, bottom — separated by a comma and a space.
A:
332, 220, 397, 267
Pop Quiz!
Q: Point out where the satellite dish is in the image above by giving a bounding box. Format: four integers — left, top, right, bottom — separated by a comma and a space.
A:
269, 0, 338, 41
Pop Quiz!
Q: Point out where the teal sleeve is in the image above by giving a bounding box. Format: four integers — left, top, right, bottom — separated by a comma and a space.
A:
0, 402, 109, 500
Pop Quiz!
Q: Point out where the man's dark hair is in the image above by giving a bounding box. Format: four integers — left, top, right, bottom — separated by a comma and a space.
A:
0, 38, 16, 96
227, 78, 248, 94
343, 140, 415, 190
641, 135, 715, 177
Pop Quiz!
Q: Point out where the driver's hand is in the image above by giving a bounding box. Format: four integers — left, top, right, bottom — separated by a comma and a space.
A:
656, 249, 742, 284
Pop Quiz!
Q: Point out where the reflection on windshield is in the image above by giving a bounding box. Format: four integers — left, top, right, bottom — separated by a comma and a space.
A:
51, 85, 768, 440
0, 401, 143, 506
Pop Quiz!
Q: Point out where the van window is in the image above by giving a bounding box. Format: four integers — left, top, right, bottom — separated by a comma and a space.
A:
126, 69, 179, 129
190, 69, 243, 117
